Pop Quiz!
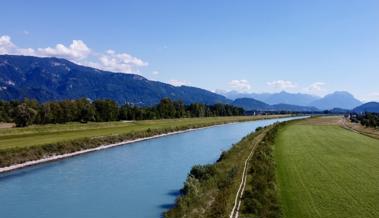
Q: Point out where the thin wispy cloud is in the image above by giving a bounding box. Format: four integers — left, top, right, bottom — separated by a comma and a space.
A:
306, 82, 325, 92
267, 80, 297, 90
0, 35, 147, 74
229, 79, 251, 92
304, 82, 327, 96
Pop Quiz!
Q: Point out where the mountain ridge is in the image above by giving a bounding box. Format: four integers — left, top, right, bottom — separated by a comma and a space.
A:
218, 90, 362, 110
231, 98, 320, 112
217, 90, 320, 106
309, 91, 361, 110
0, 55, 230, 106
353, 102, 379, 113
0, 55, 368, 111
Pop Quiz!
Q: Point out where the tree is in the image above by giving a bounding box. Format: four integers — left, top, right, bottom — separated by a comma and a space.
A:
77, 99, 96, 123
157, 98, 176, 118
0, 98, 245, 125
0, 101, 12, 122
14, 103, 37, 127
93, 99, 119, 122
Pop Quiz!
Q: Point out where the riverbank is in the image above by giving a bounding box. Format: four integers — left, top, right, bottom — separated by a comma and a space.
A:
0, 126, 215, 173
0, 115, 289, 172
164, 124, 276, 217
164, 118, 307, 218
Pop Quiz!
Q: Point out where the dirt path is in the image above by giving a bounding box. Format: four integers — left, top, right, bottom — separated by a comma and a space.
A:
229, 128, 269, 218
338, 117, 379, 140
338, 117, 360, 134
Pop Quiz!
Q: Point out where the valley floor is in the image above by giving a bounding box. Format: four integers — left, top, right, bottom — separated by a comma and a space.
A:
274, 117, 379, 218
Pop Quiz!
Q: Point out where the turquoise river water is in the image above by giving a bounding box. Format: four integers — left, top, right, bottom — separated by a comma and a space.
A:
0, 117, 302, 218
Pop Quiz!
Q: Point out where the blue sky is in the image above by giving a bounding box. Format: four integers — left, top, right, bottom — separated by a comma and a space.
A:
0, 0, 378, 101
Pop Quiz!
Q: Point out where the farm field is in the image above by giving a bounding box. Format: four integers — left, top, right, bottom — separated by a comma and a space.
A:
0, 115, 285, 150
274, 117, 379, 218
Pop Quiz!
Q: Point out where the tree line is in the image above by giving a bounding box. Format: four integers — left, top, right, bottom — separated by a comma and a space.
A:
350, 112, 379, 128
0, 98, 245, 127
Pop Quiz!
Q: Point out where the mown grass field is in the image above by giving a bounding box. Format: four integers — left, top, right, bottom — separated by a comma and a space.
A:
274, 117, 379, 218
0, 115, 284, 150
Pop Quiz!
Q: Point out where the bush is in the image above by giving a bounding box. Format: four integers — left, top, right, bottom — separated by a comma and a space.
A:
14, 103, 37, 127
189, 164, 216, 181
240, 124, 282, 218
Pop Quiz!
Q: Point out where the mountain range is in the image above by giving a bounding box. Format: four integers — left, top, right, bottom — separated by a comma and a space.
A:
309, 91, 362, 110
0, 55, 375, 112
231, 98, 319, 112
0, 55, 230, 106
218, 90, 362, 110
353, 102, 379, 113
218, 90, 320, 106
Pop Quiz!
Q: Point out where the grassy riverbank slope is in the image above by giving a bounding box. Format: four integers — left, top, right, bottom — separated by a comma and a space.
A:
275, 117, 379, 218
165, 125, 273, 218
0, 115, 287, 168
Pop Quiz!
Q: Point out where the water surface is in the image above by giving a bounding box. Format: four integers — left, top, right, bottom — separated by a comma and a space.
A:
0, 117, 301, 218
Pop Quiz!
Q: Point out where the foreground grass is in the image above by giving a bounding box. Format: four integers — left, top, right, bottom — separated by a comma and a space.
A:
275, 117, 379, 218
0, 115, 287, 167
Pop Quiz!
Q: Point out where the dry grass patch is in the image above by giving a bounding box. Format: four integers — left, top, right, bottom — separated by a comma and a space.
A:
296, 116, 341, 126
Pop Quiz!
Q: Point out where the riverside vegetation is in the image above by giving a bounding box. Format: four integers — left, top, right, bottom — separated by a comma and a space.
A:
350, 112, 379, 128
165, 116, 379, 218
165, 122, 284, 218
0, 98, 244, 127
238, 123, 284, 218
0, 115, 288, 168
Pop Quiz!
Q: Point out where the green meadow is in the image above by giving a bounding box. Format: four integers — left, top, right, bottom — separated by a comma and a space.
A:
274, 118, 379, 218
0, 116, 285, 150
0, 116, 290, 167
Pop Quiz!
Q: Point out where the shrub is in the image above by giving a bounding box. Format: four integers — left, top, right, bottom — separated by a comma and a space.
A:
189, 164, 216, 181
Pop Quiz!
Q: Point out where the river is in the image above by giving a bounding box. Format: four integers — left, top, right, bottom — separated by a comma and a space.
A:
0, 116, 302, 218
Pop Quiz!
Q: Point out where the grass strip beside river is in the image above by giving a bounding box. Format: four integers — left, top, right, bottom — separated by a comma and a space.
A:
0, 115, 288, 168
165, 122, 283, 218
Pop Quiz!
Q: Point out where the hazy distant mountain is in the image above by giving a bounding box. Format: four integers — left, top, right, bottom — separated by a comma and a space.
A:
270, 104, 319, 112
216, 90, 271, 101
217, 90, 320, 106
232, 98, 319, 112
309, 91, 361, 110
0, 55, 230, 106
329, 108, 351, 113
353, 102, 379, 113
263, 91, 320, 106
232, 98, 270, 111
219, 90, 363, 111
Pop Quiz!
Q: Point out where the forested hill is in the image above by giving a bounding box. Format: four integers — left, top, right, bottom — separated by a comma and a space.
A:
0, 55, 230, 106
